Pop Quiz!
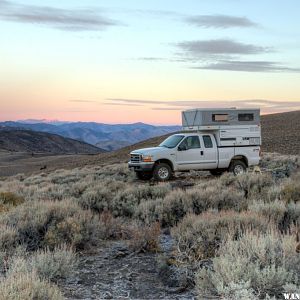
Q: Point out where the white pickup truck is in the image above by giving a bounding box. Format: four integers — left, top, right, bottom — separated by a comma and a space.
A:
128, 132, 260, 181
128, 108, 261, 181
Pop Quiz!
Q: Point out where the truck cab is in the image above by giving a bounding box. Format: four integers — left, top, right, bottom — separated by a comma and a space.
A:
128, 108, 261, 181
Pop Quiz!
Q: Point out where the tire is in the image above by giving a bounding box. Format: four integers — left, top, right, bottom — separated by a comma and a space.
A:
135, 171, 153, 180
153, 163, 172, 181
210, 169, 224, 176
228, 160, 247, 175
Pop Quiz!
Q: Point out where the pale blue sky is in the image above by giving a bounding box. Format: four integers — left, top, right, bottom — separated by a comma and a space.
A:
1, 0, 300, 123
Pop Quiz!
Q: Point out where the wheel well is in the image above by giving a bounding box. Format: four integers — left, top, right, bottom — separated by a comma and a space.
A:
230, 155, 248, 167
155, 159, 174, 171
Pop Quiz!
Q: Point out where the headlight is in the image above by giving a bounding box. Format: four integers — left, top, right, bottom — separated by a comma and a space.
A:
142, 155, 153, 162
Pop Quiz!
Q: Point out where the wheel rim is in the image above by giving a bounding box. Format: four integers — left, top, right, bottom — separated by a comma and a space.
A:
234, 165, 245, 175
158, 167, 169, 179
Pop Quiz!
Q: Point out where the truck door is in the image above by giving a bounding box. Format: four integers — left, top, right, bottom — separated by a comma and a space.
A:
200, 134, 218, 169
176, 135, 203, 170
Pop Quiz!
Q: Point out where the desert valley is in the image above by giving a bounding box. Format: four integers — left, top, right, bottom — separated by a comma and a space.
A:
0, 110, 299, 299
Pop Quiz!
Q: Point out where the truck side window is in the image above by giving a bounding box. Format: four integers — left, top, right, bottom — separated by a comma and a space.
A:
203, 135, 213, 148
180, 136, 200, 150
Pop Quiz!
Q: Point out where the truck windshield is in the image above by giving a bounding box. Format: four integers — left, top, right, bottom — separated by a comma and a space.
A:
159, 135, 184, 148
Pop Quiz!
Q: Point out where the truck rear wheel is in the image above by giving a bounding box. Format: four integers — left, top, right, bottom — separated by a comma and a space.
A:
153, 163, 172, 181
135, 171, 153, 180
229, 160, 247, 175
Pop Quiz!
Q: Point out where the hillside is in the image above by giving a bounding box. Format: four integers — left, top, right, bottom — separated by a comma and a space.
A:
261, 110, 300, 155
0, 128, 105, 154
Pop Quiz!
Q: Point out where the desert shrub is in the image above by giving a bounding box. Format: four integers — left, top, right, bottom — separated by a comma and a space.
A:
135, 198, 164, 224
0, 200, 97, 251
172, 211, 270, 262
78, 179, 126, 212
267, 185, 284, 202
6, 246, 76, 282
218, 172, 236, 186
0, 192, 24, 212
235, 173, 274, 199
196, 231, 300, 299
127, 222, 161, 253
154, 185, 246, 227
97, 211, 131, 240
35, 184, 71, 201
0, 225, 18, 254
190, 183, 247, 212
70, 181, 88, 198
49, 171, 81, 185
155, 190, 190, 227
44, 210, 98, 250
0, 270, 63, 300
281, 181, 300, 203
111, 184, 170, 217
250, 199, 300, 232
249, 200, 286, 227
203, 187, 247, 211
286, 202, 300, 226
25, 246, 76, 282
79, 187, 111, 212
261, 153, 300, 172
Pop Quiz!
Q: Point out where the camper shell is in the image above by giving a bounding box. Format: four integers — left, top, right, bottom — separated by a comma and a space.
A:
182, 108, 261, 147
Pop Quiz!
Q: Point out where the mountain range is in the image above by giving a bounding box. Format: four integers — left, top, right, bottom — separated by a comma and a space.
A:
0, 127, 104, 154
0, 121, 181, 151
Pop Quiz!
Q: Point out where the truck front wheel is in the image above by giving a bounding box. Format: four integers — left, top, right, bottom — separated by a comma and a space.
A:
153, 163, 172, 181
229, 160, 247, 175
135, 171, 153, 180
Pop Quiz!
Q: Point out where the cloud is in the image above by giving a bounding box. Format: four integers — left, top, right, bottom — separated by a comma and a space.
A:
106, 98, 300, 114
174, 39, 300, 72
69, 100, 98, 103
152, 107, 183, 111
107, 98, 165, 104
138, 57, 165, 61
0, 1, 118, 31
103, 102, 142, 107
177, 39, 268, 56
193, 60, 300, 72
186, 15, 258, 28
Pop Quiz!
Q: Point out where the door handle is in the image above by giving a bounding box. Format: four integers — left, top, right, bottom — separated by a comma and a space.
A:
200, 150, 204, 156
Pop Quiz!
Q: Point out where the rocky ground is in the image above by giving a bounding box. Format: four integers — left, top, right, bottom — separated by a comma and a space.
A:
60, 235, 196, 300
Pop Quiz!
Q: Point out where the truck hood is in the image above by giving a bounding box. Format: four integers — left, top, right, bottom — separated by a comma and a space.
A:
131, 146, 168, 156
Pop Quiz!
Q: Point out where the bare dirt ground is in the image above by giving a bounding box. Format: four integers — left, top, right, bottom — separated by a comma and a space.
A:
0, 150, 90, 177
60, 236, 196, 300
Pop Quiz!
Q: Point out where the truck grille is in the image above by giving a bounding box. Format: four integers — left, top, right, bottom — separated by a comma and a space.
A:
131, 154, 141, 163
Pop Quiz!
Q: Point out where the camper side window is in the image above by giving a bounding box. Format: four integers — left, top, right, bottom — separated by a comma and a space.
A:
212, 114, 228, 122
203, 135, 213, 148
238, 113, 254, 121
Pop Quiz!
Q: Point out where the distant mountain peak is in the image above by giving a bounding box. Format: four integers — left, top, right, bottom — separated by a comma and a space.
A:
17, 119, 70, 125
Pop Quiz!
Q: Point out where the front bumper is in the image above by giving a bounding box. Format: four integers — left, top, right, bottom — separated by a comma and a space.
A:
128, 162, 155, 172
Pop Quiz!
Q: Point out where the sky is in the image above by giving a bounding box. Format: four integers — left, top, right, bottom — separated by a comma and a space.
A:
0, 0, 300, 125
